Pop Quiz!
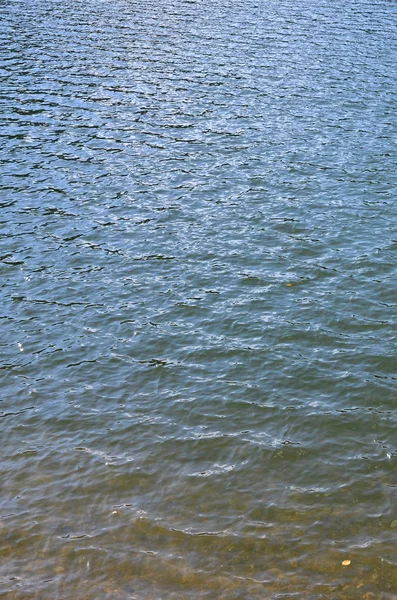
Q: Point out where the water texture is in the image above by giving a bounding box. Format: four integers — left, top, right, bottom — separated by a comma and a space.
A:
1, 0, 396, 597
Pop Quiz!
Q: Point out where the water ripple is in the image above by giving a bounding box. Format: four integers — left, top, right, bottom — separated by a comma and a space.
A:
1, 0, 397, 597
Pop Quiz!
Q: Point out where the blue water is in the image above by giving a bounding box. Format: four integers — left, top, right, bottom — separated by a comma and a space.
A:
1, 0, 396, 597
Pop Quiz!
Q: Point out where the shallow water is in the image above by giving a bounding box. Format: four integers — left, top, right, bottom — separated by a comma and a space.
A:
1, 0, 396, 597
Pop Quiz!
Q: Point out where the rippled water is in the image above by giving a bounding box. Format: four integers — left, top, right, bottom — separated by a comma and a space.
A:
1, 0, 397, 597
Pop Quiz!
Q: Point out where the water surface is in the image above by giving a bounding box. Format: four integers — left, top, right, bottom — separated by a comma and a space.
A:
1, 0, 397, 597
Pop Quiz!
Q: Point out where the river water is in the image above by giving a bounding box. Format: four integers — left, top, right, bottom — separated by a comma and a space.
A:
1, 0, 396, 597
